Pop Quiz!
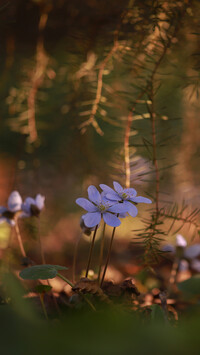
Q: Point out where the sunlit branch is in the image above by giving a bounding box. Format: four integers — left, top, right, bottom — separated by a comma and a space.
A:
79, 5, 130, 135
147, 4, 186, 217
27, 7, 51, 143
79, 43, 119, 136
124, 111, 132, 189
124, 90, 146, 188
158, 210, 200, 234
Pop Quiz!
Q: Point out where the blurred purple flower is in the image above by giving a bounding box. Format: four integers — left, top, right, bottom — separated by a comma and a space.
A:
76, 185, 128, 228
100, 181, 152, 218
163, 234, 200, 273
176, 234, 187, 248
0, 191, 22, 226
22, 194, 45, 217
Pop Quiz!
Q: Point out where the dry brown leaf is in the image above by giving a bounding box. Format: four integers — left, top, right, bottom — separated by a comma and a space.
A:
72, 278, 111, 303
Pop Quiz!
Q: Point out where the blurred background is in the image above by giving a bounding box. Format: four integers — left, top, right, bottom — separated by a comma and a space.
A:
0, 0, 200, 279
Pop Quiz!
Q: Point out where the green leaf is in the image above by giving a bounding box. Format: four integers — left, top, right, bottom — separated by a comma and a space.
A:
177, 276, 200, 297
35, 285, 52, 294
2, 272, 38, 322
150, 304, 166, 322
20, 264, 68, 280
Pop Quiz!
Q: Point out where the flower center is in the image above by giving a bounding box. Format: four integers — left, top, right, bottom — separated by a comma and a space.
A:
30, 204, 40, 217
2, 210, 15, 219
121, 192, 128, 199
98, 204, 106, 212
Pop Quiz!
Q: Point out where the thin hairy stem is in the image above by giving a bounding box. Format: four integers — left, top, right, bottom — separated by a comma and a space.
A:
100, 224, 117, 287
38, 217, 60, 314
85, 225, 98, 278
14, 220, 27, 258
57, 273, 74, 287
72, 231, 83, 283
169, 258, 179, 284
39, 294, 49, 320
97, 222, 106, 284
38, 217, 46, 264
57, 273, 96, 311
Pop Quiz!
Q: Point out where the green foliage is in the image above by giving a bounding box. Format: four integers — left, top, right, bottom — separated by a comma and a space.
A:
20, 264, 68, 280
0, 303, 200, 355
35, 284, 52, 294
2, 272, 38, 322
178, 276, 200, 297
150, 304, 166, 323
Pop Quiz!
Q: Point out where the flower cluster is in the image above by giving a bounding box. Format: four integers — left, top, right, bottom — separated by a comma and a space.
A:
76, 181, 152, 228
0, 191, 45, 226
100, 181, 152, 217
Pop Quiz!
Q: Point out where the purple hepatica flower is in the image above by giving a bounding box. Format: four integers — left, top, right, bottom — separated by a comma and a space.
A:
0, 191, 22, 226
100, 181, 152, 218
76, 185, 128, 228
22, 194, 45, 217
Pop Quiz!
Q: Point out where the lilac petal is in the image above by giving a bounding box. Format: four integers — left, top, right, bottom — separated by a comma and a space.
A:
108, 203, 128, 213
191, 259, 200, 272
83, 212, 101, 228
179, 260, 189, 271
0, 217, 7, 224
101, 195, 115, 206
0, 206, 7, 214
124, 188, 137, 197
184, 244, 200, 259
81, 213, 87, 220
87, 185, 101, 204
21, 203, 31, 215
80, 215, 96, 234
162, 244, 175, 253
100, 184, 116, 194
101, 192, 111, 203
35, 194, 45, 210
24, 197, 35, 208
8, 191, 22, 212
103, 212, 121, 227
76, 198, 97, 212
105, 192, 121, 201
113, 181, 123, 193
0, 217, 15, 226
21, 197, 35, 214
130, 196, 152, 204
176, 234, 187, 248
124, 201, 138, 217
82, 214, 99, 231
118, 212, 128, 218
19, 211, 30, 218
7, 218, 15, 226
